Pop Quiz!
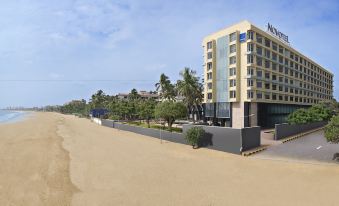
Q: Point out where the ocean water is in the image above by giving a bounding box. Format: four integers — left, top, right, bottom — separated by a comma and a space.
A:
0, 110, 27, 124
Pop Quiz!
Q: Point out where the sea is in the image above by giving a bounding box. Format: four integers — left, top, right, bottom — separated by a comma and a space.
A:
0, 110, 27, 124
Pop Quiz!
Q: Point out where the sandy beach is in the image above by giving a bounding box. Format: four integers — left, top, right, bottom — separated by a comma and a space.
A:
0, 112, 339, 206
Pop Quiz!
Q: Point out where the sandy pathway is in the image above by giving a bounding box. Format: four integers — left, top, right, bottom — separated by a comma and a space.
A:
1, 112, 339, 206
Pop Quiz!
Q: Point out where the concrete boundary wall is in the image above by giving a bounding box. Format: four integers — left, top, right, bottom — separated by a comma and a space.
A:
91, 117, 102, 125
113, 122, 186, 144
182, 125, 261, 154
274, 121, 327, 140
95, 119, 261, 154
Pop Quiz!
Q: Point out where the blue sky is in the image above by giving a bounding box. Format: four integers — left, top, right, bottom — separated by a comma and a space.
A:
0, 0, 338, 107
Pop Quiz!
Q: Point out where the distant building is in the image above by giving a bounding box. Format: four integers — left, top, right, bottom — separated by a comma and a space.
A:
116, 90, 160, 101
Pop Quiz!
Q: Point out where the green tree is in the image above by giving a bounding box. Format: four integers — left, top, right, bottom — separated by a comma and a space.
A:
287, 108, 312, 124
308, 104, 332, 122
288, 104, 333, 125
154, 101, 186, 131
89, 90, 108, 109
176, 67, 203, 121
155, 73, 176, 101
61, 99, 88, 116
138, 99, 157, 128
324, 115, 339, 143
128, 88, 140, 100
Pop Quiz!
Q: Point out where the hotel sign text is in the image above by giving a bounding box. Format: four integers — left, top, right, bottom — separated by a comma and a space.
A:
267, 23, 289, 44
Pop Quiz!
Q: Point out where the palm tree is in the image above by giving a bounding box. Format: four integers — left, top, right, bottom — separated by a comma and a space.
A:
155, 73, 176, 101
89, 90, 108, 109
176, 67, 203, 122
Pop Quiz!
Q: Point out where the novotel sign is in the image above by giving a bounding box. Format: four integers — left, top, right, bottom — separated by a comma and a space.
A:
267, 23, 289, 44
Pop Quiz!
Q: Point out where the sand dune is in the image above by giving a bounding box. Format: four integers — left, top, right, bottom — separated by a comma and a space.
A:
1, 112, 339, 206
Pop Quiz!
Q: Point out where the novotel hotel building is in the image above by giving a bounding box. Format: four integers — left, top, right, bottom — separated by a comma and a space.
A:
202, 20, 333, 128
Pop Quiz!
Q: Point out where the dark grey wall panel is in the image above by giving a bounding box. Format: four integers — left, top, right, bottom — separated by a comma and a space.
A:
101, 119, 114, 128
183, 125, 242, 154
113, 122, 186, 144
275, 121, 327, 140
241, 127, 261, 151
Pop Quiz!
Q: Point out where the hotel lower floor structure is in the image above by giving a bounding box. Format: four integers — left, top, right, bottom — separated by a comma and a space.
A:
203, 21, 333, 128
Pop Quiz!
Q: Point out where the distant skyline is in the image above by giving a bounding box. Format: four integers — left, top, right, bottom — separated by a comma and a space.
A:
1, 0, 338, 108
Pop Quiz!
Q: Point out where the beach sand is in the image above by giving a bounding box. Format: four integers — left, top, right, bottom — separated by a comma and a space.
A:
0, 112, 339, 206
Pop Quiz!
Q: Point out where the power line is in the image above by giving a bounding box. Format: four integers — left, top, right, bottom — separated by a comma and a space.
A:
0, 79, 156, 82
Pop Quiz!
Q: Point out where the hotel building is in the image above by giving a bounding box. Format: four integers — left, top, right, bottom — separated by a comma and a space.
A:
202, 20, 333, 128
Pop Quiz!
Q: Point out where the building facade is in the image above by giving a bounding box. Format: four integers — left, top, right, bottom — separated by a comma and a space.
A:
203, 21, 333, 128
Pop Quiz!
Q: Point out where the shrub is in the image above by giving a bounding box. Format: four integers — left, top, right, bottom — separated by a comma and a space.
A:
288, 104, 332, 125
185, 127, 205, 149
324, 115, 339, 143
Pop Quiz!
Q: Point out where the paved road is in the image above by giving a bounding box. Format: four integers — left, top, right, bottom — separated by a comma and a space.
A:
254, 130, 339, 164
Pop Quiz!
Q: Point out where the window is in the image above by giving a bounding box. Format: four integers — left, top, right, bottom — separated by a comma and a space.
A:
207, 41, 212, 50
279, 85, 283, 91
256, 34, 263, 44
247, 67, 254, 75
272, 84, 277, 90
279, 55, 283, 64
207, 52, 212, 59
272, 52, 277, 61
265, 38, 271, 47
207, 83, 212, 90
279, 65, 284, 73
230, 79, 236, 87
285, 96, 288, 101
247, 54, 254, 63
265, 60, 270, 68
247, 43, 253, 52
272, 74, 277, 81
272, 94, 277, 100
229, 67, 236, 76
256, 81, 262, 88
230, 44, 236, 53
272, 63, 277, 70
265, 49, 270, 58
257, 92, 263, 99
247, 79, 253, 87
279, 45, 284, 54
256, 57, 262, 66
279, 76, 283, 82
265, 72, 270, 79
272, 42, 277, 51
230, 91, 236, 98
256, 46, 262, 55
285, 67, 289, 75
256, 70, 262, 77
207, 62, 212, 71
207, 72, 212, 80
265, 83, 270, 89
230, 56, 236, 64
279, 95, 283, 101
207, 93, 212, 100
247, 90, 254, 99
265, 93, 270, 99
230, 32, 236, 42
248, 30, 254, 40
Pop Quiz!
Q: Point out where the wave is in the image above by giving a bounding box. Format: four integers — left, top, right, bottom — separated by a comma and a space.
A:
0, 110, 27, 124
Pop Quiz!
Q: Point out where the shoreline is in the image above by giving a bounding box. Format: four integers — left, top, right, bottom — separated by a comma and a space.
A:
0, 110, 33, 124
